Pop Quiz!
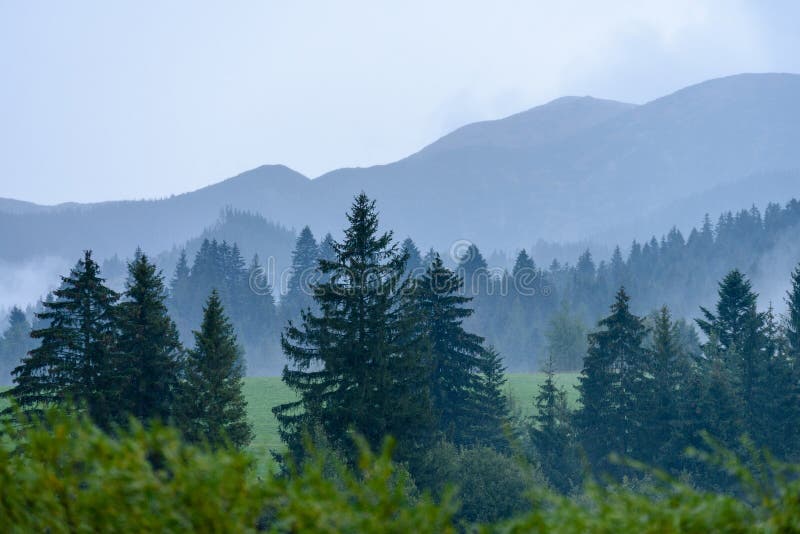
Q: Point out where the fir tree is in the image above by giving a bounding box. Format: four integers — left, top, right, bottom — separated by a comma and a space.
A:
407, 253, 485, 446
531, 354, 578, 493
281, 226, 319, 323
645, 307, 690, 466
0, 307, 35, 385
576, 288, 650, 470
5, 251, 120, 427
182, 290, 252, 448
117, 250, 183, 423
168, 249, 192, 339
401, 237, 423, 278
240, 254, 278, 373
512, 249, 535, 278
696, 270, 769, 440
274, 193, 432, 465
473, 346, 512, 450
786, 263, 800, 357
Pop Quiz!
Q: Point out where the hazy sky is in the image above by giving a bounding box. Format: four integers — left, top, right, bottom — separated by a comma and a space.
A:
1, 1, 799, 204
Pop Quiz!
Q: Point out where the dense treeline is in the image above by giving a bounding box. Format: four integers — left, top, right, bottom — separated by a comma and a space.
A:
4, 192, 800, 528
460, 199, 800, 371
2, 250, 253, 448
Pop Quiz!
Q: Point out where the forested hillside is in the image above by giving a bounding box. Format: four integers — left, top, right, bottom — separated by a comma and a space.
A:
4, 192, 800, 530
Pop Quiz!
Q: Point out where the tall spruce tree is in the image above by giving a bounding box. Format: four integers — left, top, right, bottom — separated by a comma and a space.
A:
117, 250, 183, 423
696, 270, 770, 441
274, 193, 432, 465
576, 287, 651, 470
5, 251, 120, 427
0, 307, 35, 386
182, 290, 252, 448
407, 253, 485, 446
645, 306, 691, 467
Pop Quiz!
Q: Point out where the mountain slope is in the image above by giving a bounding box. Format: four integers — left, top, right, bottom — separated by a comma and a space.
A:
2, 73, 800, 267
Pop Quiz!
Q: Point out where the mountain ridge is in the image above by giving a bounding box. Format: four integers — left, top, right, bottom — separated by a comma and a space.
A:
2, 72, 800, 265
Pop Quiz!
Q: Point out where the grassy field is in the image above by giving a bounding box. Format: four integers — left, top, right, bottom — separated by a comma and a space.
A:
2, 373, 581, 458
242, 373, 580, 456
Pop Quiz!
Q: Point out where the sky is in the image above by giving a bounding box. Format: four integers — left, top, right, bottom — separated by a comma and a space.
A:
1, 1, 799, 204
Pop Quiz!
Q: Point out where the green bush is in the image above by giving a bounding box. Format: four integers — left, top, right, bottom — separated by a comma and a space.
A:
0, 410, 267, 532
3, 412, 800, 532
0, 410, 457, 532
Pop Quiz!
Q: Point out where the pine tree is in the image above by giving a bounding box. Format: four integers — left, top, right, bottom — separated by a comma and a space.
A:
457, 244, 489, 297
576, 288, 650, 470
117, 250, 183, 423
181, 290, 252, 448
0, 307, 35, 385
531, 354, 578, 493
759, 305, 799, 456
5, 251, 120, 428
240, 254, 279, 374
697, 270, 762, 354
407, 253, 485, 446
281, 226, 319, 323
786, 263, 800, 358
696, 270, 769, 440
473, 346, 512, 450
168, 249, 192, 340
274, 193, 432, 465
645, 307, 690, 467
401, 237, 423, 278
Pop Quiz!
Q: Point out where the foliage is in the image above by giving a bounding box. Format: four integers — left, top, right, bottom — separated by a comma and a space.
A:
275, 193, 432, 466
576, 288, 651, 472
0, 307, 35, 385
0, 409, 267, 532
4, 251, 121, 428
117, 249, 184, 423
181, 290, 253, 449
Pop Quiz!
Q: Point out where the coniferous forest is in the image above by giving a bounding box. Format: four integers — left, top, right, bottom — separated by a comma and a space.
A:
3, 191, 800, 530
5, 6, 800, 529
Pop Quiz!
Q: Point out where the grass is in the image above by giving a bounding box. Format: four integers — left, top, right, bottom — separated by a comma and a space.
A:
242, 372, 581, 457
2, 372, 582, 459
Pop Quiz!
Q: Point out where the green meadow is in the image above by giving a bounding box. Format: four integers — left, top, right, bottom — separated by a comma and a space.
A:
242, 373, 580, 455
1, 372, 580, 458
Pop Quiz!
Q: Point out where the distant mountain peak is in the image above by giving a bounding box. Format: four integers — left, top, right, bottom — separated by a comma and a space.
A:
419, 94, 636, 155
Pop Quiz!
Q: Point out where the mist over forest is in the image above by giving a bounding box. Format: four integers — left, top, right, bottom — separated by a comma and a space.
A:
4, 3, 800, 528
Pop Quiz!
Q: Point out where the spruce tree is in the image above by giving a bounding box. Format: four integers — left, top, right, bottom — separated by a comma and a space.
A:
168, 249, 192, 339
5, 251, 120, 427
531, 354, 578, 493
576, 287, 650, 470
0, 307, 35, 386
407, 253, 485, 446
182, 290, 252, 448
281, 226, 319, 322
274, 193, 431, 465
117, 250, 183, 423
473, 346, 512, 450
696, 270, 769, 440
401, 237, 423, 278
240, 254, 279, 373
786, 263, 800, 357
646, 307, 690, 467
